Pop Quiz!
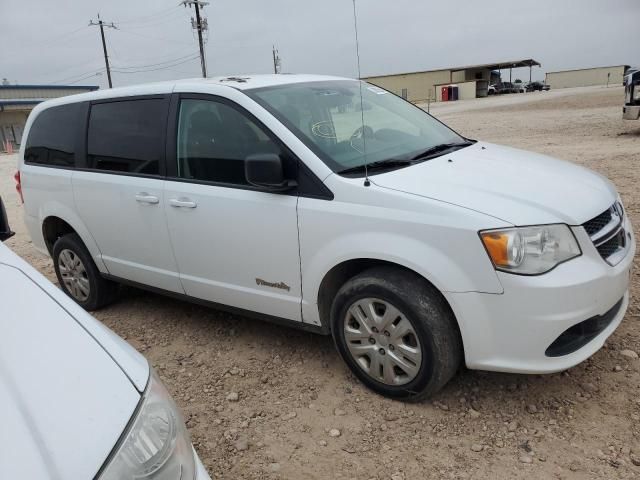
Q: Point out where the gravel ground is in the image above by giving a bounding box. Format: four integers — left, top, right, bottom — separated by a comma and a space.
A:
2, 86, 640, 479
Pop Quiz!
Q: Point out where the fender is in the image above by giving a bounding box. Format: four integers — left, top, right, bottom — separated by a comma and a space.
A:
300, 230, 504, 327
37, 200, 108, 273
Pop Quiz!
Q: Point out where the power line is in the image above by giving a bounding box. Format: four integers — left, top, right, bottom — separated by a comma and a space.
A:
111, 55, 200, 74
116, 5, 181, 25
51, 68, 105, 85
181, 0, 209, 78
121, 10, 189, 29
113, 46, 201, 65
113, 53, 201, 71
89, 14, 117, 88
115, 27, 195, 47
67, 71, 105, 85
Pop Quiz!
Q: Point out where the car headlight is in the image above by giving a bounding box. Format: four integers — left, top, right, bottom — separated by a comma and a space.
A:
99, 369, 195, 480
480, 224, 581, 275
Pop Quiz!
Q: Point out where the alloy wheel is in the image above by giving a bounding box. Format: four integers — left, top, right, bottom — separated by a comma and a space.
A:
58, 248, 90, 302
343, 298, 422, 386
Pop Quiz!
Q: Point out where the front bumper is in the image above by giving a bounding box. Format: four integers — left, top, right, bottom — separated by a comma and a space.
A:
446, 218, 635, 374
623, 105, 640, 120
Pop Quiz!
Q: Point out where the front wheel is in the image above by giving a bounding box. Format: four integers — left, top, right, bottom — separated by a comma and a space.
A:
331, 267, 462, 401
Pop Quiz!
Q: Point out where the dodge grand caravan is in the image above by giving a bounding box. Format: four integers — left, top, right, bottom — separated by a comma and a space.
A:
17, 75, 635, 400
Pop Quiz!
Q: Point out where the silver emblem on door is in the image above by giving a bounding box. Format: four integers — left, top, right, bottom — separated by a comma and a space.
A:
255, 278, 291, 292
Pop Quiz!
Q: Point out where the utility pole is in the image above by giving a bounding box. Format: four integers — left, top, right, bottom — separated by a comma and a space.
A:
272, 45, 281, 74
89, 14, 116, 88
182, 0, 209, 78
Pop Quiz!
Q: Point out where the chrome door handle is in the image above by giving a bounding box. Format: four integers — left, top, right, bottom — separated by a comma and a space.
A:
135, 193, 159, 204
169, 198, 197, 208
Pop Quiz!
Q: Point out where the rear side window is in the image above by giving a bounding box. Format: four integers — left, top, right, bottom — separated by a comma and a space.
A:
87, 99, 166, 175
24, 103, 82, 167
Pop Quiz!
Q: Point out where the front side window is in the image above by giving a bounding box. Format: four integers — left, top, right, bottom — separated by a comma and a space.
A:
247, 80, 466, 174
176, 99, 282, 185
87, 99, 166, 175
25, 103, 82, 167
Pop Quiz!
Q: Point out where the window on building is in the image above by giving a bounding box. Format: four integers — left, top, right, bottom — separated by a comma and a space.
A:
24, 103, 82, 167
87, 99, 166, 175
176, 99, 283, 185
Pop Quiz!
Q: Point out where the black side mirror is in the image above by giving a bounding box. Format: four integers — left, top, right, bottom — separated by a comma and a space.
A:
245, 154, 296, 191
0, 197, 14, 242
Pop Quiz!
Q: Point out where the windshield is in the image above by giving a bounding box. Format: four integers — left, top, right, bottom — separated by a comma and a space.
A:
246, 80, 465, 175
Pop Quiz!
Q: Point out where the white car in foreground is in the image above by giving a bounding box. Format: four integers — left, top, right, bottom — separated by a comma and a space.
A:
17, 74, 635, 401
0, 197, 209, 480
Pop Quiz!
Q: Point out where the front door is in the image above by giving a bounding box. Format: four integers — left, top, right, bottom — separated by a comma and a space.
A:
164, 95, 302, 321
73, 96, 183, 293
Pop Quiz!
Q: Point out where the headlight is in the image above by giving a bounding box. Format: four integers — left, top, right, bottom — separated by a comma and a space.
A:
99, 369, 195, 480
480, 224, 581, 275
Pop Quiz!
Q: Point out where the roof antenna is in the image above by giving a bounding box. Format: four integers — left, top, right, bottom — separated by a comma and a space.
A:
351, 0, 370, 187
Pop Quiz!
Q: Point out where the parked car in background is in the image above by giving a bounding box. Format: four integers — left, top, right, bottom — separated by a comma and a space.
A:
487, 84, 497, 95
0, 196, 209, 480
16, 74, 635, 400
496, 82, 519, 94
623, 68, 640, 120
527, 81, 550, 92
515, 82, 527, 93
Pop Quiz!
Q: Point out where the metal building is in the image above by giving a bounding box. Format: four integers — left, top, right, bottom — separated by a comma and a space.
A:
545, 65, 631, 89
0, 84, 98, 151
363, 59, 541, 103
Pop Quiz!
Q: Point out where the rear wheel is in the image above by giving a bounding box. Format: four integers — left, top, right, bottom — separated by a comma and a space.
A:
53, 233, 118, 310
331, 267, 462, 401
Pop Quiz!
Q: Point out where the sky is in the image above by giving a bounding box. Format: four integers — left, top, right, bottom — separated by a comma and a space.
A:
1, 0, 639, 89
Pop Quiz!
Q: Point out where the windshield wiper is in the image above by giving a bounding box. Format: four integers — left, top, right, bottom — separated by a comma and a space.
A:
410, 140, 474, 161
338, 159, 414, 175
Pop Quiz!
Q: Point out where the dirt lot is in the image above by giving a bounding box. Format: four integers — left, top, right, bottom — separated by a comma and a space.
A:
2, 86, 640, 479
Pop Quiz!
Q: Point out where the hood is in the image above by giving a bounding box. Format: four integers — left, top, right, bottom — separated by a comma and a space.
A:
372, 142, 617, 225
0, 263, 141, 480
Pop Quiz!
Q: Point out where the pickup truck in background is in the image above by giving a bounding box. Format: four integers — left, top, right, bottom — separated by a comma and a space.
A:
527, 81, 550, 92
623, 68, 640, 120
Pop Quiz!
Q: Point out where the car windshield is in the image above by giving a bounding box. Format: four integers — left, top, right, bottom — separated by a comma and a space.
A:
247, 80, 466, 175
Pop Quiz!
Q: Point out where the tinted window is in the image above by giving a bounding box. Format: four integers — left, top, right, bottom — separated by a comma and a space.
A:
87, 99, 166, 175
176, 99, 282, 185
25, 103, 82, 167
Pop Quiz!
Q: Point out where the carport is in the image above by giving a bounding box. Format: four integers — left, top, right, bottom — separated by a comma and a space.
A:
448, 59, 542, 98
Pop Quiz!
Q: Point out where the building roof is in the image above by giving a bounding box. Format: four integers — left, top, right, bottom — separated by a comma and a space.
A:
0, 85, 99, 91
364, 59, 542, 79
0, 100, 42, 105
545, 65, 630, 75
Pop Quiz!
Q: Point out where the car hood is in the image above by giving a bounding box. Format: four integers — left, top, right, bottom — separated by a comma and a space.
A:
371, 142, 617, 225
0, 263, 141, 480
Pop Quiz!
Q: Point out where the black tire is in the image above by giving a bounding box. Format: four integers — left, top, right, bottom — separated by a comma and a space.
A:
52, 233, 118, 310
331, 266, 462, 401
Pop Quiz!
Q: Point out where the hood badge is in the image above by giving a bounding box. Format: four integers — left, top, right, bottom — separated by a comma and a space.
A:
256, 278, 291, 292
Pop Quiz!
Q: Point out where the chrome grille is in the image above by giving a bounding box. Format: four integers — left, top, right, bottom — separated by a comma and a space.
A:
582, 202, 628, 266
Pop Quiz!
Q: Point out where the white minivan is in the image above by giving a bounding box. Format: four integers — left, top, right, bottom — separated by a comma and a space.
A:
0, 196, 209, 480
17, 74, 635, 400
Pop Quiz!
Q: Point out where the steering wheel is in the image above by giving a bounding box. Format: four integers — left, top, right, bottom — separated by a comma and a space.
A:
350, 125, 374, 141
349, 125, 374, 154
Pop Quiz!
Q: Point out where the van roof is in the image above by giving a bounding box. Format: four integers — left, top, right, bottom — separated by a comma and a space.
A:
34, 74, 352, 109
